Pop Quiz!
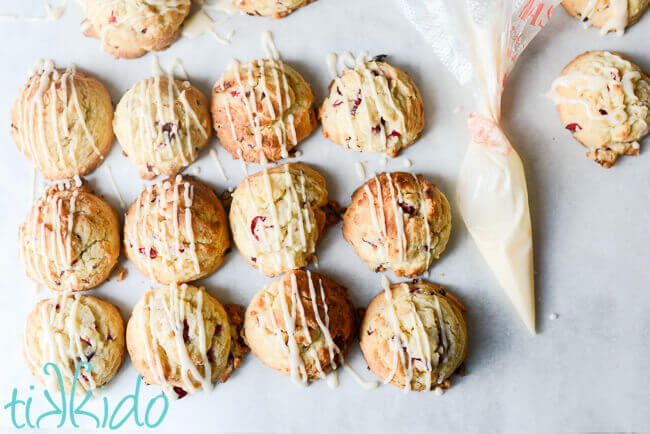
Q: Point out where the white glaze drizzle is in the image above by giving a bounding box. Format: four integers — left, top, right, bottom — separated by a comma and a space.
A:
209, 148, 228, 180
104, 165, 126, 210
141, 283, 213, 398
549, 51, 649, 133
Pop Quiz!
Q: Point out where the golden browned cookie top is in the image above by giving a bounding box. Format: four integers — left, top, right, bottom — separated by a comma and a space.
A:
243, 270, 356, 384
124, 175, 230, 284
360, 278, 467, 391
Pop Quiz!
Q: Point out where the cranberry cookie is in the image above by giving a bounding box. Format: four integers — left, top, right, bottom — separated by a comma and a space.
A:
114, 76, 212, 179
24, 294, 125, 395
550, 51, 650, 167
82, 0, 191, 59
11, 61, 113, 180
211, 59, 317, 163
243, 270, 356, 384
124, 175, 230, 284
319, 55, 424, 157
19, 179, 121, 292
360, 279, 467, 391
229, 163, 328, 277
343, 172, 451, 278
127, 283, 248, 399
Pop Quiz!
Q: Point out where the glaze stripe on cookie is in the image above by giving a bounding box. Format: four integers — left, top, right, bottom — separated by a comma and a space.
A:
579, 0, 628, 35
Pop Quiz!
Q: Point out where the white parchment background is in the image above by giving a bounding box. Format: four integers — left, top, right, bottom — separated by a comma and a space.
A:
0, 0, 648, 432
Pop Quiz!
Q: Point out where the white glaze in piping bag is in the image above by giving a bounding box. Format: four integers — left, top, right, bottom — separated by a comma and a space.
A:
398, 0, 561, 333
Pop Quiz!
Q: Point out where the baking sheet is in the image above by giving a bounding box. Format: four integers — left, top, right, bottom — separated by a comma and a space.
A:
0, 0, 649, 432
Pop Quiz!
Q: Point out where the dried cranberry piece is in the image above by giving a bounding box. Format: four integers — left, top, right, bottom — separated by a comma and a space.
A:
599, 109, 608, 115
565, 123, 582, 133
182, 319, 190, 343
141, 28, 147, 34
80, 337, 92, 346
336, 86, 342, 96
162, 122, 176, 141
388, 130, 401, 139
109, 10, 116, 23
350, 90, 362, 116
146, 163, 153, 172
398, 201, 415, 215
149, 248, 157, 259
371, 124, 381, 134
366, 329, 374, 336
173, 386, 188, 399
138, 247, 145, 255
332, 100, 343, 107
230, 90, 239, 97
251, 257, 257, 263
107, 334, 114, 341
250, 216, 266, 241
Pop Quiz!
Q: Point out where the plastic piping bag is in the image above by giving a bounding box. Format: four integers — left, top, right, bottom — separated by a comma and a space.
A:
398, 0, 560, 333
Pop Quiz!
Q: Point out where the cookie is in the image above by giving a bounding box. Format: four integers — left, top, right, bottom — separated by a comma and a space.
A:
23, 294, 125, 395
114, 75, 212, 179
82, 0, 191, 59
550, 51, 650, 168
319, 55, 424, 157
211, 58, 317, 163
234, 0, 315, 18
19, 178, 121, 292
243, 270, 356, 384
126, 283, 248, 399
360, 279, 467, 391
124, 175, 230, 284
229, 163, 328, 277
342, 172, 451, 278
562, 0, 649, 34
10, 61, 113, 181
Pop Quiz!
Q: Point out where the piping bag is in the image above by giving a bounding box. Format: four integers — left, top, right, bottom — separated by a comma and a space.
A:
398, 0, 560, 333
